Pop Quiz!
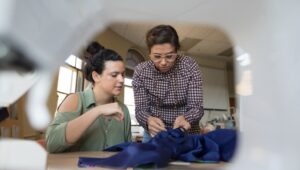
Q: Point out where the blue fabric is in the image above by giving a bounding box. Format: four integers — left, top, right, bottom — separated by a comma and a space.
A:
78, 128, 237, 168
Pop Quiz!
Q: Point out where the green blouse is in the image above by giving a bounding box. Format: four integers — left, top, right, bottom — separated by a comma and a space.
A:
46, 88, 132, 153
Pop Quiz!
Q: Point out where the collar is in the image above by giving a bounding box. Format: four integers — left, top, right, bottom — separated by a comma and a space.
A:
84, 87, 119, 109
84, 87, 96, 109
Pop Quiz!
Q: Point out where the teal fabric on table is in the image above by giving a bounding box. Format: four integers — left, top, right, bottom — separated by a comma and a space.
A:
78, 128, 237, 169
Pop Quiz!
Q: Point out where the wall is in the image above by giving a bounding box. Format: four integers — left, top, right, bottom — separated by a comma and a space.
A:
191, 55, 233, 127
201, 66, 229, 110
95, 28, 145, 59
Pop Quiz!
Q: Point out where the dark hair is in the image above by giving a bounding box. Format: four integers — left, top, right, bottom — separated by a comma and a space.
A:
84, 41, 104, 59
83, 43, 123, 83
146, 25, 180, 52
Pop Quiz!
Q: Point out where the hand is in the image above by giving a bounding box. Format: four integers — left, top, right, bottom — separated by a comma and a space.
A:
200, 123, 215, 134
147, 116, 166, 137
173, 115, 191, 130
200, 127, 212, 134
97, 102, 124, 121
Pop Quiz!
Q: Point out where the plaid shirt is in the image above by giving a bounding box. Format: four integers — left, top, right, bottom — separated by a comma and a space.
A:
132, 55, 204, 134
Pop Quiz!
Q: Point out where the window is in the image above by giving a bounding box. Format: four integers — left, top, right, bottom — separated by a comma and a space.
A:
124, 78, 139, 125
125, 48, 145, 70
56, 55, 83, 109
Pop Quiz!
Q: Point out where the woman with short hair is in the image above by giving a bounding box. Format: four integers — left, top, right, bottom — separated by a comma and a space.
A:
133, 25, 204, 142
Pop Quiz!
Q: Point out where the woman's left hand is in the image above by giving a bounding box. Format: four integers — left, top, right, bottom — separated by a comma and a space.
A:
173, 115, 191, 130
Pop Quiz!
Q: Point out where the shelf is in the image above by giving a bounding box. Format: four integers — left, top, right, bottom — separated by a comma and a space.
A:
204, 108, 227, 112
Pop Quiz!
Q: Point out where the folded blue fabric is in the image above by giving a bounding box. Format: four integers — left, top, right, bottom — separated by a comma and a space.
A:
78, 128, 237, 168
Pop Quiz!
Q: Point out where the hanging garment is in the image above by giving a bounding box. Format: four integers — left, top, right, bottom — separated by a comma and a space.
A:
78, 128, 237, 169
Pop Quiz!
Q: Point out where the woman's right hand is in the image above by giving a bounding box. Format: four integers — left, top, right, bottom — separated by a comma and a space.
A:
147, 116, 166, 137
97, 102, 124, 121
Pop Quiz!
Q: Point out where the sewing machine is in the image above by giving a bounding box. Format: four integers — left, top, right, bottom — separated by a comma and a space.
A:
0, 0, 299, 169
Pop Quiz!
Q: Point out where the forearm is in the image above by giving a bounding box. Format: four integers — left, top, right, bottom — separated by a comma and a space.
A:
123, 105, 132, 142
65, 107, 100, 144
135, 109, 150, 130
133, 87, 151, 130
46, 122, 69, 153
185, 60, 204, 124
184, 106, 204, 124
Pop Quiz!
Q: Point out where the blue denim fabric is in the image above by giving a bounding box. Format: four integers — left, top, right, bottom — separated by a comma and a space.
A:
78, 128, 237, 169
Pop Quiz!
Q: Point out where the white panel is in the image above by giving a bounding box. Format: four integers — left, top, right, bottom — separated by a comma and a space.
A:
0, 139, 47, 169
201, 67, 229, 110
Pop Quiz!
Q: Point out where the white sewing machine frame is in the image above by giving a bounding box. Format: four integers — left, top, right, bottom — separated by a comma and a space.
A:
0, 0, 299, 169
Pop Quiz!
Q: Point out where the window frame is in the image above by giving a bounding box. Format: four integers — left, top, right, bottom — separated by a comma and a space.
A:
56, 55, 84, 109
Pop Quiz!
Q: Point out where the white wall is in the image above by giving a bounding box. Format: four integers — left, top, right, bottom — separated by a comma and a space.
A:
201, 66, 229, 110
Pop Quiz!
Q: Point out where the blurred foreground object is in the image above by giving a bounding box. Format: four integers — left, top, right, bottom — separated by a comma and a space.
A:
0, 139, 47, 169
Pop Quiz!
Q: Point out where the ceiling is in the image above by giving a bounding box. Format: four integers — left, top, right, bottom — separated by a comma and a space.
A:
109, 22, 234, 63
